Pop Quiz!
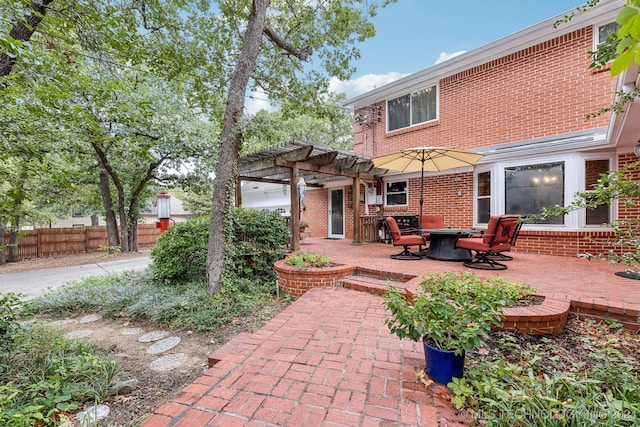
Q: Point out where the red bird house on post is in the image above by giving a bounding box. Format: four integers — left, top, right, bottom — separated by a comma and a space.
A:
155, 192, 171, 233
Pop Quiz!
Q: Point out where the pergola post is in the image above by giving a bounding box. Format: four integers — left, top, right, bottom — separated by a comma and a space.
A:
290, 165, 300, 251
353, 174, 361, 244
235, 176, 242, 207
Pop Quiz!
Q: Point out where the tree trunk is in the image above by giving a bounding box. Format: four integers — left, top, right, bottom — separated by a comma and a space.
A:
90, 214, 99, 227
0, 0, 56, 76
8, 213, 19, 262
98, 167, 120, 248
206, 0, 269, 296
0, 226, 5, 265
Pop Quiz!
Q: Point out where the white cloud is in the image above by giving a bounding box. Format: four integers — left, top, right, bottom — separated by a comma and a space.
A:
245, 87, 278, 115
435, 50, 466, 65
329, 72, 409, 100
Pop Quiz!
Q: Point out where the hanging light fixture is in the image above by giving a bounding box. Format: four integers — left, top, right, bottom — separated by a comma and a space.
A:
634, 139, 640, 158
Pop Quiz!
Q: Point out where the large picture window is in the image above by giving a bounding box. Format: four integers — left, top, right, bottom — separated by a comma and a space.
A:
505, 162, 565, 224
387, 86, 437, 131
385, 180, 408, 206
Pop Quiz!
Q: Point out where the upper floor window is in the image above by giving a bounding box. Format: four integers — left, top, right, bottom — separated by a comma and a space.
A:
595, 22, 619, 47
387, 85, 437, 131
385, 180, 408, 206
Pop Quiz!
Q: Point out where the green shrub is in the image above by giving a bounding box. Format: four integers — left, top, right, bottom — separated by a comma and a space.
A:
150, 208, 289, 284
228, 208, 289, 280
150, 217, 210, 283
0, 323, 118, 426
0, 293, 24, 353
285, 251, 331, 268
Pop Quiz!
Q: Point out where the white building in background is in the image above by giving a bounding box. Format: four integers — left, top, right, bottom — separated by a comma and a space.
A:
50, 194, 193, 228
140, 194, 193, 225
240, 182, 291, 216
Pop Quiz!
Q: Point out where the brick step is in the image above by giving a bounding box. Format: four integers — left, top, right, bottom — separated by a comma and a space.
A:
339, 274, 405, 295
207, 332, 253, 368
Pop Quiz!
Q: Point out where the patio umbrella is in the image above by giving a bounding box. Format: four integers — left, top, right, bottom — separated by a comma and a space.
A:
372, 147, 484, 228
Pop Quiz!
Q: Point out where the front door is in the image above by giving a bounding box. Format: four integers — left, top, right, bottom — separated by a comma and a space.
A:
328, 189, 344, 238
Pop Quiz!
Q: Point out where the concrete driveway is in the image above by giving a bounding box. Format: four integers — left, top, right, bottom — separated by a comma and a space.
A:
0, 257, 152, 300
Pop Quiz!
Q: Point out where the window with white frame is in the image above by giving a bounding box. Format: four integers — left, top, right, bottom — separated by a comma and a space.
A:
505, 162, 565, 224
474, 155, 614, 228
584, 159, 611, 226
476, 171, 491, 224
385, 180, 408, 206
387, 86, 437, 131
596, 22, 619, 46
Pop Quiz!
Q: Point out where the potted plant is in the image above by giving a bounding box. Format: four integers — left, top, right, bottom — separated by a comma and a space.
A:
299, 220, 309, 231
383, 272, 535, 384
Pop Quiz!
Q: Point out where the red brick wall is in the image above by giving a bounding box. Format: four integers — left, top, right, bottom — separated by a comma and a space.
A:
305, 26, 634, 258
354, 28, 615, 157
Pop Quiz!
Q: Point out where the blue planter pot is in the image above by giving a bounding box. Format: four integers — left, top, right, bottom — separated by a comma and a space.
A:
423, 339, 465, 384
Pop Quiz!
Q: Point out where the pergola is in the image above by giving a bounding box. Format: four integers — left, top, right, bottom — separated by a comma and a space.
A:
237, 141, 389, 251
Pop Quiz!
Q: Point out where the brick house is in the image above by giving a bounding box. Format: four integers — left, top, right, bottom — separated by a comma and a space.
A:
288, 0, 640, 257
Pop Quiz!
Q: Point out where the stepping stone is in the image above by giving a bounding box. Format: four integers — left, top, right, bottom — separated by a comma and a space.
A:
138, 330, 170, 343
79, 314, 102, 323
76, 404, 110, 424
122, 327, 144, 336
146, 336, 181, 355
65, 329, 93, 339
49, 319, 76, 327
150, 353, 187, 372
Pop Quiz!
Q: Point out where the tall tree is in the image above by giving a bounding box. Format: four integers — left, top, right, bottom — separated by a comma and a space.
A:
205, 0, 389, 295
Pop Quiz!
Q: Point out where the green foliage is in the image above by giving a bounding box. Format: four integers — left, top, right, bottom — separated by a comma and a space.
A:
383, 272, 536, 355
27, 268, 285, 333
228, 208, 289, 279
0, 323, 118, 427
25, 271, 154, 316
449, 320, 640, 426
530, 161, 640, 272
285, 251, 331, 268
150, 208, 288, 284
150, 217, 210, 283
0, 292, 24, 352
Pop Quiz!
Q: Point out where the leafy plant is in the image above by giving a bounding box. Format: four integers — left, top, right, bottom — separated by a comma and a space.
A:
450, 318, 640, 426
0, 323, 118, 426
0, 292, 24, 352
150, 208, 288, 284
531, 160, 640, 275
383, 272, 536, 355
284, 251, 331, 268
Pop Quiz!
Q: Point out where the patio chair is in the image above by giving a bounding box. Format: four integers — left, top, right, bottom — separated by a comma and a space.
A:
385, 217, 426, 260
455, 215, 521, 270
419, 215, 445, 242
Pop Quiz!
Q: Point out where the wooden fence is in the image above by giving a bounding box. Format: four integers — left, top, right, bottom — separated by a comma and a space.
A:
2, 225, 160, 259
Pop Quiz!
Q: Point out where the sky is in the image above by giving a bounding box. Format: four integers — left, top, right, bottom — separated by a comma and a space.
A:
247, 1, 591, 113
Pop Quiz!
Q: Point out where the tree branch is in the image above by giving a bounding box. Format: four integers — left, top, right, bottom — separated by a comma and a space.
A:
1, 0, 56, 76
263, 24, 312, 61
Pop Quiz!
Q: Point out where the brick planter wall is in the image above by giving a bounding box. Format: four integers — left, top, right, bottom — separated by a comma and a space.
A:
274, 259, 356, 297
498, 298, 570, 335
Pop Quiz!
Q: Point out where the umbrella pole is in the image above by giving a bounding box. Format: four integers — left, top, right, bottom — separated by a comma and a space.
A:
419, 162, 424, 229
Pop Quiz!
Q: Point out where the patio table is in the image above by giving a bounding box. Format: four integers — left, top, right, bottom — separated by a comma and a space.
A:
424, 229, 476, 261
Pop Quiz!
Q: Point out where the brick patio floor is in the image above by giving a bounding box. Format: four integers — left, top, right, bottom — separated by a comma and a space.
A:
142, 239, 640, 427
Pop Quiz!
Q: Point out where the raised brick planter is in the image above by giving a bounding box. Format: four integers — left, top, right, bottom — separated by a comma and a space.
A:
274, 259, 356, 297
499, 297, 570, 335
404, 285, 569, 335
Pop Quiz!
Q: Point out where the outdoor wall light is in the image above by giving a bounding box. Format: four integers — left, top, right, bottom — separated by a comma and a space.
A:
634, 139, 640, 158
